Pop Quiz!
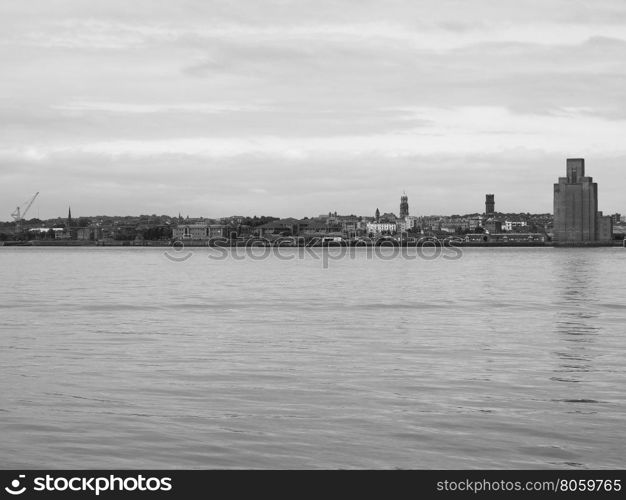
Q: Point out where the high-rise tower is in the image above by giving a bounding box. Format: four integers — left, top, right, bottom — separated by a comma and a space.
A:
399, 193, 409, 218
553, 158, 612, 245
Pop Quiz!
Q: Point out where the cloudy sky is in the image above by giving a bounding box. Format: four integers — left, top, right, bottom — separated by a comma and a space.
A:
1, 0, 625, 219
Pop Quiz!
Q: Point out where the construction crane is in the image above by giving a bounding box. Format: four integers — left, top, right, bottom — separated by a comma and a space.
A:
11, 192, 39, 233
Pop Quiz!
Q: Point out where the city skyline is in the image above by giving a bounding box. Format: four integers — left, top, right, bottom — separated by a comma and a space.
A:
2, 1, 626, 219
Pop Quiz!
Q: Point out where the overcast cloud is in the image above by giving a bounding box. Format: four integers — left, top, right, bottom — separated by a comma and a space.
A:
1, 0, 625, 219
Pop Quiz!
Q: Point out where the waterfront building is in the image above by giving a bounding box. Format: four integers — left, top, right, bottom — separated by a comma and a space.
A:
173, 223, 229, 240
257, 218, 306, 237
398, 218, 419, 233
399, 193, 409, 218
52, 228, 66, 239
418, 216, 438, 232
76, 226, 101, 241
208, 225, 229, 238
408, 215, 419, 227
302, 222, 343, 236
553, 158, 613, 245
439, 217, 470, 233
366, 222, 397, 235
465, 233, 546, 244
504, 220, 528, 232
439, 223, 459, 234
484, 219, 503, 234
173, 223, 209, 240
485, 194, 495, 216
341, 219, 359, 236
469, 216, 483, 231
233, 224, 253, 238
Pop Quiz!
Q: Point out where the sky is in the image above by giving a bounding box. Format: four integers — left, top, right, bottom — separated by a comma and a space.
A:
1, 0, 626, 219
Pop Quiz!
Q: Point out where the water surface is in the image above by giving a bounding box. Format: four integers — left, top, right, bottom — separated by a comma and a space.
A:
0, 247, 624, 468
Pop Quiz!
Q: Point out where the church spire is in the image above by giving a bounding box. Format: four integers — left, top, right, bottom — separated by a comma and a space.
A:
65, 206, 73, 238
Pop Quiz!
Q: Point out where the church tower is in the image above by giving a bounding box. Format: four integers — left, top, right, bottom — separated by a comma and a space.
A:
399, 193, 409, 218
485, 194, 495, 216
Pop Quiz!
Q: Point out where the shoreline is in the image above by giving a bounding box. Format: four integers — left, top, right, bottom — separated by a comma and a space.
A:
1, 240, 623, 248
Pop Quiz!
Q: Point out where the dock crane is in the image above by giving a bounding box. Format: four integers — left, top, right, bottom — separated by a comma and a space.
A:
11, 192, 39, 233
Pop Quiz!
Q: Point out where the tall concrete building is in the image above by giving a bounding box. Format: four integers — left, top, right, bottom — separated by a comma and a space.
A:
485, 194, 495, 216
399, 193, 409, 218
553, 158, 613, 246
